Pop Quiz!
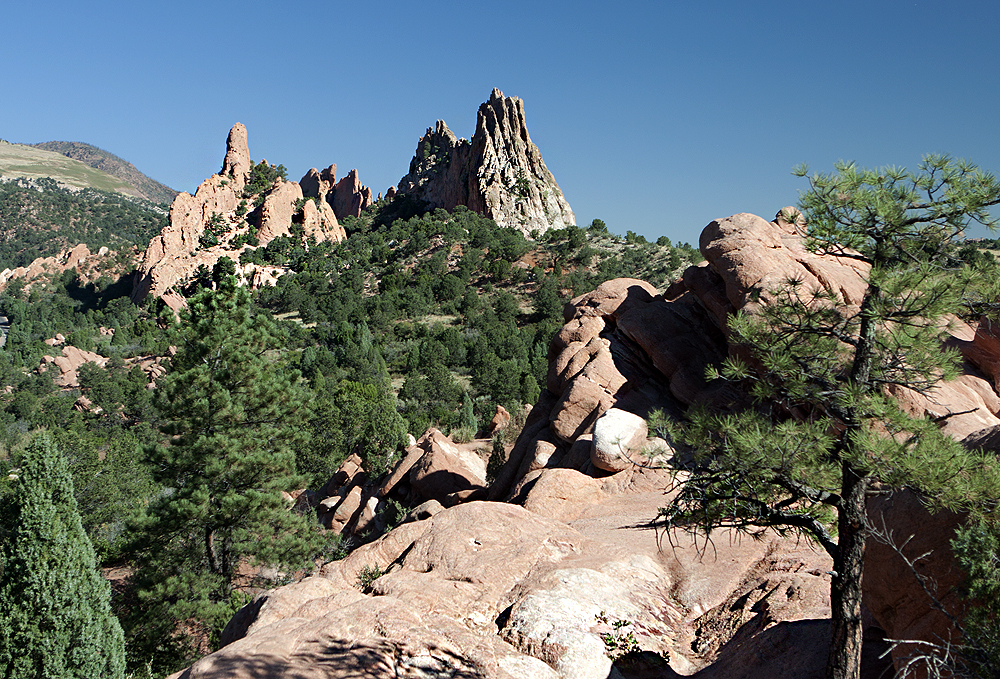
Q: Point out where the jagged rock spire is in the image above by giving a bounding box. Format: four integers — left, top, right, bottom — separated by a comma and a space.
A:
397, 89, 575, 237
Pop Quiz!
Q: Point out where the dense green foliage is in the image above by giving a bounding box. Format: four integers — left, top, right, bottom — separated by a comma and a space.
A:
126, 279, 325, 673
0, 178, 167, 269
947, 519, 1000, 678
0, 432, 125, 678
0, 193, 712, 674
659, 156, 1000, 679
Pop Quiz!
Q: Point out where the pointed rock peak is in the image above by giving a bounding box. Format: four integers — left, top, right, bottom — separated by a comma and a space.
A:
434, 120, 456, 140
397, 90, 575, 236
221, 123, 251, 180
332, 169, 373, 219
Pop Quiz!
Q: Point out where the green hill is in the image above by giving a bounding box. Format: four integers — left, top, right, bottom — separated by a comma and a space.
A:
0, 177, 167, 269
28, 141, 177, 204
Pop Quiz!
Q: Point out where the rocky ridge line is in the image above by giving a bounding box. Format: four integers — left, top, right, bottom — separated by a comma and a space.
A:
130, 123, 347, 307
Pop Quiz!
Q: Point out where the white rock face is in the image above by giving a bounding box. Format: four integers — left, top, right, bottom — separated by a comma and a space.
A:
591, 408, 649, 472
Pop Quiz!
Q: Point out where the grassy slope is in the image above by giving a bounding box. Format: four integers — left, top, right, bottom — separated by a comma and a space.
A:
0, 142, 139, 196
28, 141, 177, 204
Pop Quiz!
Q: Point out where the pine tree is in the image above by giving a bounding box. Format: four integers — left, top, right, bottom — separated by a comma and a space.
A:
127, 278, 324, 670
0, 432, 125, 679
659, 156, 1000, 679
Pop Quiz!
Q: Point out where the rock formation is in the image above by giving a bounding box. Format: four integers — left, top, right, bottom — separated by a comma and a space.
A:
131, 124, 346, 305
172, 207, 1000, 678
0, 243, 115, 292
397, 89, 575, 237
299, 164, 375, 221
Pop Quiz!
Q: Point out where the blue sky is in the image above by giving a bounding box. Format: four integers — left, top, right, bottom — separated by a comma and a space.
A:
3, 0, 999, 242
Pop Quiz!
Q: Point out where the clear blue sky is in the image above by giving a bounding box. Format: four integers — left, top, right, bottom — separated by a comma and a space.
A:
3, 0, 999, 243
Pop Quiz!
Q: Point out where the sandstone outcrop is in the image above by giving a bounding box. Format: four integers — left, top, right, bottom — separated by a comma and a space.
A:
39, 345, 108, 387
131, 124, 345, 304
496, 208, 1000, 675
189, 489, 843, 679
332, 169, 373, 219
179, 207, 1000, 678
0, 243, 117, 292
397, 89, 575, 237
299, 164, 375, 220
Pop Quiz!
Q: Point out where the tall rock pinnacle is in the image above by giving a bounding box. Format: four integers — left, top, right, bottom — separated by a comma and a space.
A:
397, 89, 575, 237
221, 123, 251, 190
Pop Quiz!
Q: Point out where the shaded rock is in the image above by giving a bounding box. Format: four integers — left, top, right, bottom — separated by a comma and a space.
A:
564, 278, 657, 323
409, 428, 487, 503
331, 169, 373, 219
400, 499, 445, 524
863, 488, 967, 675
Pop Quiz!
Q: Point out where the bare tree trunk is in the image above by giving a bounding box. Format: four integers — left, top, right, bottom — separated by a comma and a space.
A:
827, 461, 870, 679
206, 526, 220, 575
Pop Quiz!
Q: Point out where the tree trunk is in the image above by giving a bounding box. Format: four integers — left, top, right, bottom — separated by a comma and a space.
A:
206, 526, 220, 575
826, 461, 870, 679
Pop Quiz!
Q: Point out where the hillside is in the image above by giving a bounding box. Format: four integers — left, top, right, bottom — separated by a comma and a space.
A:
0, 140, 139, 195
29, 140, 177, 204
0, 177, 167, 270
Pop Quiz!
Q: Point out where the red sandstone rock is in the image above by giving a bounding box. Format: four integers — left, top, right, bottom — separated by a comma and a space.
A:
41, 345, 108, 387
331, 169, 373, 219
485, 404, 511, 437
408, 428, 487, 503
863, 489, 967, 675
131, 125, 345, 304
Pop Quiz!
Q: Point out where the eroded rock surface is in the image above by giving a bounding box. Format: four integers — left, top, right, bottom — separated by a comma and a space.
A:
177, 208, 996, 679
131, 124, 345, 304
398, 89, 575, 237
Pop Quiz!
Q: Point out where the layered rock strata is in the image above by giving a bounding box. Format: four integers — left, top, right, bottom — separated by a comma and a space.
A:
397, 89, 575, 237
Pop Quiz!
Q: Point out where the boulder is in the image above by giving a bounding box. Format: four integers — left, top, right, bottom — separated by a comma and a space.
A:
591, 408, 648, 472
548, 376, 614, 443
485, 404, 511, 438
408, 428, 488, 503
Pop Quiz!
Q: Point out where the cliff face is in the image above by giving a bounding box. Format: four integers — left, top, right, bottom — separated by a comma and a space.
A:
398, 89, 575, 237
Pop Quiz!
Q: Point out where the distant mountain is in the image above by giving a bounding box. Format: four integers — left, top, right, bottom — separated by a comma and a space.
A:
27, 141, 177, 204
0, 141, 139, 196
